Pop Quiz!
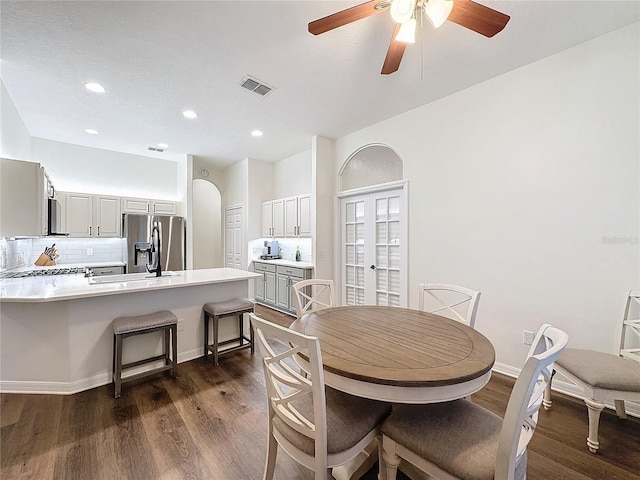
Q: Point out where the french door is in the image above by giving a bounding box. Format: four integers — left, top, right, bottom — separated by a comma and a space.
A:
225, 206, 244, 269
340, 184, 407, 306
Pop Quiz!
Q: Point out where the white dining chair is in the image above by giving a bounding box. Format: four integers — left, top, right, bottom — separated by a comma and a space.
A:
418, 283, 481, 328
249, 313, 391, 480
291, 278, 335, 318
543, 290, 640, 453
381, 323, 568, 480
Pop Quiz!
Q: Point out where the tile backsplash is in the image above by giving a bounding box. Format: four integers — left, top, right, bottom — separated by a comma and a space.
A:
248, 237, 312, 263
0, 237, 124, 271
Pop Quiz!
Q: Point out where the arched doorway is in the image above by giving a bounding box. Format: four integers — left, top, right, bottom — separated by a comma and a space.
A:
337, 144, 407, 306
192, 178, 222, 268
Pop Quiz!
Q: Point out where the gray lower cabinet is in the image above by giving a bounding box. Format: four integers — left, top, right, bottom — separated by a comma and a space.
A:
253, 261, 312, 315
254, 262, 276, 305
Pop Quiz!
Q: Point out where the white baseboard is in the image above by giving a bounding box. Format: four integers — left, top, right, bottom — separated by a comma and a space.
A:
493, 361, 640, 418
0, 347, 205, 395
2, 355, 638, 418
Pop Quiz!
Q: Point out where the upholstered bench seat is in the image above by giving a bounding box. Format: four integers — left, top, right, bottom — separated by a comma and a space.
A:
112, 310, 178, 398
381, 400, 526, 480
203, 297, 254, 365
555, 349, 640, 391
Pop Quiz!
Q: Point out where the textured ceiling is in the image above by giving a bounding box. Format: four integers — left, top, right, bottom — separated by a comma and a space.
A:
1, 1, 638, 166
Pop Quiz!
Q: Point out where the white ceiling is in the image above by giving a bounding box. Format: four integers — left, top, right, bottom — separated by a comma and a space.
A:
1, 1, 638, 166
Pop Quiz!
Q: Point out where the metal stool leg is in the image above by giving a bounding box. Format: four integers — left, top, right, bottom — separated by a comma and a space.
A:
171, 323, 178, 378
250, 318, 255, 355
204, 312, 210, 359
164, 326, 170, 366
114, 334, 124, 398
213, 315, 220, 366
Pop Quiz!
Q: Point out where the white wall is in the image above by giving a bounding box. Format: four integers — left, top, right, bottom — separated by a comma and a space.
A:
334, 24, 640, 370
31, 137, 180, 200
0, 80, 31, 160
273, 149, 312, 198
247, 159, 275, 242
192, 179, 222, 268
313, 136, 335, 280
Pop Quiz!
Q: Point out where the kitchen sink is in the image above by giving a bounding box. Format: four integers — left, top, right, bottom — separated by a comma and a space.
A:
88, 271, 181, 284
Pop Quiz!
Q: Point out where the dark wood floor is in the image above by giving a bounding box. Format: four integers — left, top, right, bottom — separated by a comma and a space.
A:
2, 304, 639, 480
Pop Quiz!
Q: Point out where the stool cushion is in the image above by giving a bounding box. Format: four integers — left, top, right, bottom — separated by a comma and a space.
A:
113, 310, 177, 334
204, 297, 254, 317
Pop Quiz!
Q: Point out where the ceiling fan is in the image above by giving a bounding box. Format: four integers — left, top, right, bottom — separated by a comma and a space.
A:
308, 0, 510, 75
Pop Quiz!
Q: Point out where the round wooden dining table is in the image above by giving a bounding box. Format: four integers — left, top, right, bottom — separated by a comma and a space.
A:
289, 305, 495, 404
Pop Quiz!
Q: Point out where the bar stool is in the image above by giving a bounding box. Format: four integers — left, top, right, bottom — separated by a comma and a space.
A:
112, 310, 178, 398
203, 297, 254, 365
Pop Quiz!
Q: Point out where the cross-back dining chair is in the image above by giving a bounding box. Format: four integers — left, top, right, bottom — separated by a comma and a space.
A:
380, 323, 568, 480
543, 290, 640, 453
292, 279, 335, 318
249, 313, 391, 480
418, 283, 481, 328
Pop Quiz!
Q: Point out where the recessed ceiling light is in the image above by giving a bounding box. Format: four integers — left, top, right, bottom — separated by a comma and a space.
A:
157, 143, 169, 149
84, 82, 105, 93
85, 128, 99, 135
251, 129, 263, 137
182, 109, 198, 119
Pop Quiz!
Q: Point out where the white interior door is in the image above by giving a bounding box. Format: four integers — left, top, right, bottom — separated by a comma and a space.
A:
340, 185, 407, 306
225, 206, 244, 269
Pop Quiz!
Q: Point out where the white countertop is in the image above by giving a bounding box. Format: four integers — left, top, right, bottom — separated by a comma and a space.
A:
0, 268, 260, 303
251, 258, 314, 269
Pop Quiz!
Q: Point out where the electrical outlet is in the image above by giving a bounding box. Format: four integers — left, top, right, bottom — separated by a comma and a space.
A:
523, 330, 535, 345
87, 248, 94, 256
177, 319, 184, 332
319, 249, 327, 259
17, 253, 25, 265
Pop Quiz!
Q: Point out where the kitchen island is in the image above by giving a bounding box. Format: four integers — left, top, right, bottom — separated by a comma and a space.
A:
0, 268, 260, 394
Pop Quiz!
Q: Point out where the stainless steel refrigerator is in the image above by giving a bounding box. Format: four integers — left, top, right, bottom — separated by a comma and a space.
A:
123, 214, 186, 273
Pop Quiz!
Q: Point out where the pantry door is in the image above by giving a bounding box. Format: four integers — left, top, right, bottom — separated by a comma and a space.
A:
225, 206, 244, 269
340, 184, 407, 307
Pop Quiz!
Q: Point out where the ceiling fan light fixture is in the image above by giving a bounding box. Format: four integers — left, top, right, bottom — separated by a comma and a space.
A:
395, 18, 417, 44
390, 0, 416, 24
424, 0, 453, 28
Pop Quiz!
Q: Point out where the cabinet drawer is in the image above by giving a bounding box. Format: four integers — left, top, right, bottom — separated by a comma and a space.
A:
254, 262, 276, 273
276, 265, 305, 278
90, 266, 125, 276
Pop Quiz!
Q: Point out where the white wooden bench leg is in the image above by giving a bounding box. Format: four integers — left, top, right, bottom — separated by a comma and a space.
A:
614, 399, 627, 419
585, 398, 604, 453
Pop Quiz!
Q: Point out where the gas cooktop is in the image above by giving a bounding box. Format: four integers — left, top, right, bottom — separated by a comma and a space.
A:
2, 267, 87, 278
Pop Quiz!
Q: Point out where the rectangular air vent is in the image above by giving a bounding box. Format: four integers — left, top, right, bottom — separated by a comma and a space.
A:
147, 146, 165, 152
239, 75, 274, 97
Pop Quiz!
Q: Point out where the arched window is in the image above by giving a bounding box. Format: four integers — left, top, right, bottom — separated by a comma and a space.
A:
339, 144, 403, 192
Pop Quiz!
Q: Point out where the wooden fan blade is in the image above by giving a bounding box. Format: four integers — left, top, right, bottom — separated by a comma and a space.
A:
381, 24, 407, 75
447, 0, 510, 37
309, 0, 391, 35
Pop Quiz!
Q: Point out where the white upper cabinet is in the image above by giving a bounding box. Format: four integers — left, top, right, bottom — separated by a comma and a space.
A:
297, 194, 311, 238
95, 196, 121, 237
152, 200, 177, 215
122, 197, 178, 215
122, 197, 150, 214
0, 158, 51, 237
283, 194, 311, 238
65, 193, 121, 237
262, 199, 284, 237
